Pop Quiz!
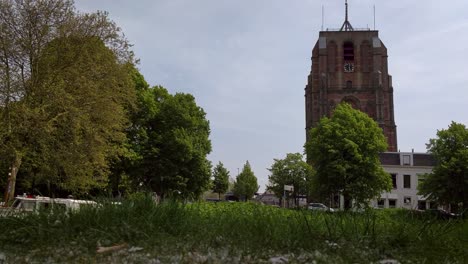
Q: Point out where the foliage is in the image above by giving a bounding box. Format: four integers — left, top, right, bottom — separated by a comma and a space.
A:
0, 200, 466, 263
0, 0, 134, 198
267, 153, 314, 203
305, 103, 391, 208
106, 68, 151, 196
418, 121, 468, 212
212, 162, 230, 199
233, 161, 259, 201
119, 83, 212, 199
32, 36, 134, 192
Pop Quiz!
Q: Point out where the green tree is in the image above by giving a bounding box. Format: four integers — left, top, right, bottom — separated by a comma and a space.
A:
267, 153, 314, 206
305, 103, 391, 209
2, 36, 135, 196
120, 84, 212, 199
107, 68, 152, 196
418, 122, 468, 212
212, 162, 229, 200
234, 161, 259, 201
0, 0, 134, 200
34, 36, 135, 193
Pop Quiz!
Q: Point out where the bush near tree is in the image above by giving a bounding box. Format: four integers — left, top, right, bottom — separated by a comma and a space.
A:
305, 103, 392, 209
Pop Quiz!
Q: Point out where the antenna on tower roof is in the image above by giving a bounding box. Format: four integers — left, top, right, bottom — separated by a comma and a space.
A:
340, 0, 354, 31
345, 0, 349, 21
321, 5, 324, 31
373, 5, 376, 30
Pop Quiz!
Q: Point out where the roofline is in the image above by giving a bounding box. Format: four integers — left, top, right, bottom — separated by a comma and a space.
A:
381, 151, 430, 155
381, 165, 434, 169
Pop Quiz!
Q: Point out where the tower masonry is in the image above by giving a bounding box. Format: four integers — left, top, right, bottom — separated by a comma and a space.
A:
305, 3, 398, 151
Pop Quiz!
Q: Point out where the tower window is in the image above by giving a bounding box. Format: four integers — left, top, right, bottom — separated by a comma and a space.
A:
343, 42, 354, 61
346, 81, 352, 89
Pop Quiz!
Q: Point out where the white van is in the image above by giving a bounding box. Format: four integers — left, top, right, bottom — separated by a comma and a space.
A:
0, 195, 96, 216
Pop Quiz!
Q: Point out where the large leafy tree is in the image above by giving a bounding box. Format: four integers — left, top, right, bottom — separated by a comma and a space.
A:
234, 161, 259, 201
107, 68, 150, 196
212, 162, 229, 200
0, 0, 134, 200
31, 36, 134, 193
418, 122, 468, 212
305, 103, 391, 209
267, 153, 314, 205
121, 84, 212, 199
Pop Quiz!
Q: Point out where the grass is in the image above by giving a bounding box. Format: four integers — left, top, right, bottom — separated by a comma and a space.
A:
0, 197, 467, 263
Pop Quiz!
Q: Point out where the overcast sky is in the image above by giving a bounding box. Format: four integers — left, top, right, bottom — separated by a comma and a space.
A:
75, 0, 468, 192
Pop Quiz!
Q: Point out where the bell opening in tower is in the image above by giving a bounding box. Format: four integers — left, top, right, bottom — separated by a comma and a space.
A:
343, 42, 354, 61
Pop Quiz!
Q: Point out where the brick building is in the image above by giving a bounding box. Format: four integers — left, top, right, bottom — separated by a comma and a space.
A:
305, 2, 397, 151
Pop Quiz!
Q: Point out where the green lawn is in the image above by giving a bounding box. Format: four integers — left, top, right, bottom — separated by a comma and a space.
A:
0, 197, 466, 263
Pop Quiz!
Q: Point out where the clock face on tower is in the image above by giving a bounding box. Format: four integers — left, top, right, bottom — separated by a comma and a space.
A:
344, 62, 354, 72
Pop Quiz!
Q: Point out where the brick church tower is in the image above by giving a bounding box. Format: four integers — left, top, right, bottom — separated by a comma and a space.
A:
305, 1, 397, 151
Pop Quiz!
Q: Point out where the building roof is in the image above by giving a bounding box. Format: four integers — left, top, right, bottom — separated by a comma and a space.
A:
379, 152, 436, 167
413, 154, 437, 167
379, 152, 400, 165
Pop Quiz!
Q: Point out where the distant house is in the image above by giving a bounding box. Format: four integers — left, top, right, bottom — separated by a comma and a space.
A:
224, 192, 239, 202
255, 190, 308, 208
372, 151, 436, 210
255, 190, 280, 206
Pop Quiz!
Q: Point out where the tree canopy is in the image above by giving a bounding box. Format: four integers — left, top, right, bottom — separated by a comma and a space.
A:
116, 83, 212, 199
233, 161, 259, 201
267, 153, 313, 204
418, 121, 468, 212
212, 162, 230, 200
0, 0, 214, 201
305, 103, 391, 208
0, 0, 135, 200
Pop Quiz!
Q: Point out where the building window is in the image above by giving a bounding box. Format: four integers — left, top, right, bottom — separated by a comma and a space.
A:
391, 174, 397, 189
346, 81, 352, 89
377, 199, 385, 208
402, 155, 411, 165
343, 42, 354, 61
404, 174, 411, 189
388, 199, 396, 208
404, 196, 412, 205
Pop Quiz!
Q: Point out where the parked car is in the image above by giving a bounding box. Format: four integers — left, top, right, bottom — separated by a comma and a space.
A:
308, 203, 335, 212
205, 198, 223, 203
410, 208, 460, 220
424, 209, 460, 220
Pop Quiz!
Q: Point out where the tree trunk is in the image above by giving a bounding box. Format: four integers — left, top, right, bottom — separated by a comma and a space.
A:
3, 153, 22, 205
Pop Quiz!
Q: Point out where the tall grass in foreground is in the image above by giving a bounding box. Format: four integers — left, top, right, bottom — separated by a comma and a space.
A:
0, 196, 467, 263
